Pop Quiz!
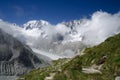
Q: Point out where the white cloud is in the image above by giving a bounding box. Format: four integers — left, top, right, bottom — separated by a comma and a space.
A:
55, 24, 70, 35
77, 11, 120, 45
13, 6, 25, 17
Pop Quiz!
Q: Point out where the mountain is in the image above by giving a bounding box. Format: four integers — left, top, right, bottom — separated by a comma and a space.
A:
0, 29, 47, 76
61, 19, 85, 29
21, 19, 86, 58
22, 33, 120, 80
23, 19, 82, 30
23, 20, 50, 30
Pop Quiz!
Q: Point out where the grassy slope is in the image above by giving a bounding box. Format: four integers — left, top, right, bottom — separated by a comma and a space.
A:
54, 33, 120, 80
19, 58, 71, 80
21, 33, 120, 80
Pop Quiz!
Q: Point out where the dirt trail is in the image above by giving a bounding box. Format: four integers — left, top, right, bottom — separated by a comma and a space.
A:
82, 65, 102, 74
44, 73, 56, 80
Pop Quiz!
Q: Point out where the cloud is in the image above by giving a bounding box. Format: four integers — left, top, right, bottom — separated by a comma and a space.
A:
0, 20, 27, 43
13, 6, 25, 17
77, 11, 120, 45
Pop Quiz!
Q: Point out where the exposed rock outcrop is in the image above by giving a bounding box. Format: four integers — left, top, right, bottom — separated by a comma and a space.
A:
0, 29, 46, 76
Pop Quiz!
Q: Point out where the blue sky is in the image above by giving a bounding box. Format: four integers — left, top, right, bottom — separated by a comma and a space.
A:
0, 0, 120, 24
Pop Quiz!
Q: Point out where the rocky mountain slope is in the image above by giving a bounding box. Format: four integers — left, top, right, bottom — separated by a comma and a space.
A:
21, 33, 120, 80
23, 20, 50, 30
0, 29, 47, 76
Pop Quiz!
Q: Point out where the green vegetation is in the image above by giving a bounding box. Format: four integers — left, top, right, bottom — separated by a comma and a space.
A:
19, 58, 71, 80
20, 33, 120, 80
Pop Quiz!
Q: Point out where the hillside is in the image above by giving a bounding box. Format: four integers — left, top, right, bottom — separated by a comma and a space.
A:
0, 29, 47, 76
21, 33, 120, 80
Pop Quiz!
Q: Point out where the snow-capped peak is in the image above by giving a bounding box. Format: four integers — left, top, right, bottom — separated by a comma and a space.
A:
61, 19, 88, 29
23, 20, 50, 30
62, 20, 81, 28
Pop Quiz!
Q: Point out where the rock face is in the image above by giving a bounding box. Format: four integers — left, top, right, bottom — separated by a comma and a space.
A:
23, 20, 50, 30
0, 29, 45, 76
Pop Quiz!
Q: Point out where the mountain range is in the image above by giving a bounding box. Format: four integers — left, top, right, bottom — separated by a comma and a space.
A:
1, 11, 120, 59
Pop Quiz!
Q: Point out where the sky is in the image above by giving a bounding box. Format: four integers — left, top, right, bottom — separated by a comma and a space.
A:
0, 0, 120, 25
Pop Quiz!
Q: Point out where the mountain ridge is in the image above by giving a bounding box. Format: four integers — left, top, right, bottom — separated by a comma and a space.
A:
23, 20, 50, 30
